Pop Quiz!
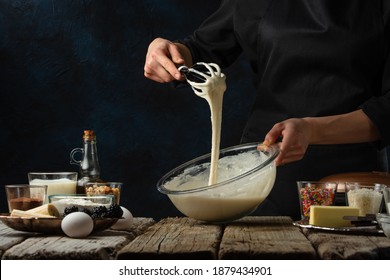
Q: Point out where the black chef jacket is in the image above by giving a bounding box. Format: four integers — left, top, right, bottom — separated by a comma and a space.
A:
179, 0, 390, 220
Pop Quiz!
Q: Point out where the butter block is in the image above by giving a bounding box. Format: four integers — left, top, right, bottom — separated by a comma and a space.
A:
309, 206, 360, 228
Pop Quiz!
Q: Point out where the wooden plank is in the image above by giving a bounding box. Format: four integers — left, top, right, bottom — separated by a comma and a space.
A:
117, 217, 222, 259
0, 222, 37, 258
302, 228, 390, 259
367, 236, 390, 259
1, 217, 155, 260
219, 216, 317, 259
111, 217, 156, 239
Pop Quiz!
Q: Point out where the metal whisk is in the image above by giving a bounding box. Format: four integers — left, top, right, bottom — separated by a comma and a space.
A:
178, 63, 225, 95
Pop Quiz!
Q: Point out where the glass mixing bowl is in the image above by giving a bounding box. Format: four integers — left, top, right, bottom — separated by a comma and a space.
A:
157, 142, 280, 223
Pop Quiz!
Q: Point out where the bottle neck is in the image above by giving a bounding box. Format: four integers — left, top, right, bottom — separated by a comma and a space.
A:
80, 139, 101, 178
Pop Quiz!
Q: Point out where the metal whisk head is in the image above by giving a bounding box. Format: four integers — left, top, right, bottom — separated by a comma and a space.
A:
178, 63, 220, 83
178, 63, 225, 95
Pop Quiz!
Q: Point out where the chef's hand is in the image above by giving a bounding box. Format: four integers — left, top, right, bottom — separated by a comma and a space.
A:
262, 118, 312, 166
261, 109, 381, 166
144, 38, 191, 83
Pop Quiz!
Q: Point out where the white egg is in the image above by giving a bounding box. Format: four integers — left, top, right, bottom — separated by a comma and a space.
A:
111, 206, 133, 230
61, 212, 94, 238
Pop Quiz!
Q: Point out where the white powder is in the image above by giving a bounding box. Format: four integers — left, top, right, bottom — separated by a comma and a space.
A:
347, 188, 383, 216
30, 178, 76, 202
51, 198, 110, 215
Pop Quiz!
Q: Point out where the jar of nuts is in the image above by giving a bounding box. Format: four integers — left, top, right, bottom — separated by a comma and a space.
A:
85, 182, 122, 205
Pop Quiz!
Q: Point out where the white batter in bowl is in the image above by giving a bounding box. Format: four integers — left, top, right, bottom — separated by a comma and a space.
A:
157, 143, 279, 223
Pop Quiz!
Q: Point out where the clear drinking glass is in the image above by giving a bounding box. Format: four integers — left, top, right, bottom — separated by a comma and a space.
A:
345, 182, 385, 216
297, 181, 338, 220
85, 182, 122, 205
5, 184, 47, 212
28, 172, 77, 202
384, 187, 390, 214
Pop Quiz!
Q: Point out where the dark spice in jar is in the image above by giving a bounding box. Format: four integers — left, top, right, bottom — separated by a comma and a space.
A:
9, 197, 43, 211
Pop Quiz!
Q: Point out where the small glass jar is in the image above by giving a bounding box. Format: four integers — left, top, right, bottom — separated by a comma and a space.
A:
85, 182, 122, 205
345, 182, 386, 216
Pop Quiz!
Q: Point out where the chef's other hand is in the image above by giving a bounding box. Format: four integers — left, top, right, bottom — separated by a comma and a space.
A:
263, 118, 312, 166
144, 38, 185, 83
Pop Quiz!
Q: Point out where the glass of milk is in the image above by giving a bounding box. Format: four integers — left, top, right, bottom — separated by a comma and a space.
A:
28, 172, 77, 203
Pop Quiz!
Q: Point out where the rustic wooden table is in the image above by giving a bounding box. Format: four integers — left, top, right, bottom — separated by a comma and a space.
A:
1, 216, 389, 260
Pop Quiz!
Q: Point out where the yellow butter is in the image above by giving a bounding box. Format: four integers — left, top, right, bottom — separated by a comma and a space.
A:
309, 206, 360, 228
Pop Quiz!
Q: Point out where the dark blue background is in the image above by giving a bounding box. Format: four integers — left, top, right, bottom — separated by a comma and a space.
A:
1, 1, 388, 219
0, 0, 256, 218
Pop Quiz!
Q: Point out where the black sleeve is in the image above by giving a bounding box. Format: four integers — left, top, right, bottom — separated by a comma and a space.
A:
360, 0, 390, 147
177, 0, 242, 68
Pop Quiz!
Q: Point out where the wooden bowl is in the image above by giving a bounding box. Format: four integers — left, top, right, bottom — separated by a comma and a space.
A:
320, 171, 390, 192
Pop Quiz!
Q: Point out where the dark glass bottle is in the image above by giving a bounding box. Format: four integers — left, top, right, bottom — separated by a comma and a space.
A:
70, 130, 102, 194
